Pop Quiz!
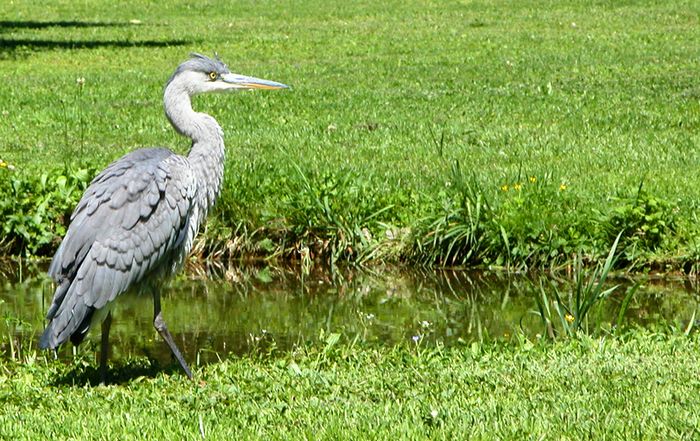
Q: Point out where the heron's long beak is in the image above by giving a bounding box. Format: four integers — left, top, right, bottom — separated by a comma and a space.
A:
221, 73, 288, 90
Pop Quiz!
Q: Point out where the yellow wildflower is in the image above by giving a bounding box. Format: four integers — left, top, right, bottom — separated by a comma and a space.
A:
500, 184, 509, 192
559, 183, 567, 191
565, 313, 574, 324
529, 176, 536, 183
513, 183, 522, 191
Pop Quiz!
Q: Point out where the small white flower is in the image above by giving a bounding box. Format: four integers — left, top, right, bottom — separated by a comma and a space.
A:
430, 409, 438, 419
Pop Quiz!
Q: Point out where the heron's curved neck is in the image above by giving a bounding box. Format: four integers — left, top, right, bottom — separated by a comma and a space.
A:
164, 75, 226, 215
164, 74, 223, 144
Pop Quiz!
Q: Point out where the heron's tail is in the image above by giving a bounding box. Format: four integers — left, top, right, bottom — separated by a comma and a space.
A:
39, 279, 94, 349
39, 309, 94, 349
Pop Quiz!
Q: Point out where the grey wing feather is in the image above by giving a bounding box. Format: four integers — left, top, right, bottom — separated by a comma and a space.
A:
39, 148, 197, 349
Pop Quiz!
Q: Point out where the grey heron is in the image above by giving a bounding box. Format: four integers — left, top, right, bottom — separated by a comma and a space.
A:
39, 53, 287, 381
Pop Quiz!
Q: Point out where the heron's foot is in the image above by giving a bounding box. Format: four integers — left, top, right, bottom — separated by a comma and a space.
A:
154, 312, 193, 379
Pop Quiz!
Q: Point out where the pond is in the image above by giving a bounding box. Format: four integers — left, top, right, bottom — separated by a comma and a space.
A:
1, 259, 698, 367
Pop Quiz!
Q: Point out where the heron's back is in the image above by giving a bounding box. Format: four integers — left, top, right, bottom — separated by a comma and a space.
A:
40, 148, 198, 349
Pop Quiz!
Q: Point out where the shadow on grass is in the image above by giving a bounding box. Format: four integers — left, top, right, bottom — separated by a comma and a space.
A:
0, 38, 188, 51
51, 358, 188, 387
0, 20, 130, 31
0, 19, 190, 59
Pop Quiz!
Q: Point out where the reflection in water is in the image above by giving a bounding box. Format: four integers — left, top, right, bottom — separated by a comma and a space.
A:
0, 259, 698, 367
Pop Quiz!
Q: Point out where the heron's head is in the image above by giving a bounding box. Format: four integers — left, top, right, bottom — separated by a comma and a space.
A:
167, 53, 288, 95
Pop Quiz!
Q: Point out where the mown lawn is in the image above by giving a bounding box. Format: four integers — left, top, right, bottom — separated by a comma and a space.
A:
1, 332, 699, 440
2, 1, 700, 267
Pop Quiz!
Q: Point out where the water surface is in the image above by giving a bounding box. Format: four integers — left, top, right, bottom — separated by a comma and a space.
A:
1, 259, 697, 366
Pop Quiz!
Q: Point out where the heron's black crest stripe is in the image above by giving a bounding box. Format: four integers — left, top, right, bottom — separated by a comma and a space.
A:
168, 53, 230, 85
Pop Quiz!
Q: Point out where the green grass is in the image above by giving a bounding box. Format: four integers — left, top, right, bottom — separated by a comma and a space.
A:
1, 331, 699, 439
1, 0, 700, 268
3, 5, 700, 435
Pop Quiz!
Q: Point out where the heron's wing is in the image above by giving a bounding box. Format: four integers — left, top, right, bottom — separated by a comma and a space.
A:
40, 148, 197, 349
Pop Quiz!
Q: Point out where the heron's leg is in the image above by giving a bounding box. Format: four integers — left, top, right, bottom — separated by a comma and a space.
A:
99, 311, 112, 385
153, 288, 193, 379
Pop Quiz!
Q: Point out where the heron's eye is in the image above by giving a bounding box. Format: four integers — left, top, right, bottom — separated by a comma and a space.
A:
208, 71, 218, 81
